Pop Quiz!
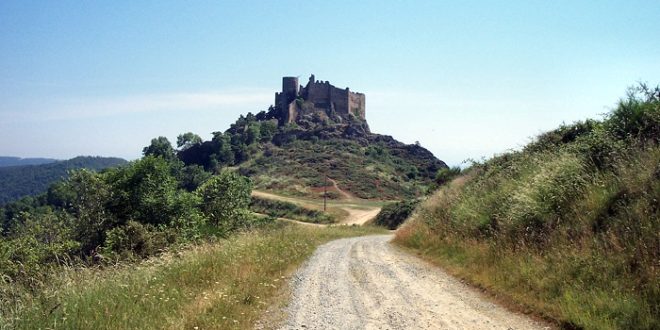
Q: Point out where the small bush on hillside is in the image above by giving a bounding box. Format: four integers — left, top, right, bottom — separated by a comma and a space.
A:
435, 166, 462, 186
0, 210, 79, 282
606, 83, 660, 142
374, 199, 420, 229
249, 197, 334, 224
104, 221, 175, 259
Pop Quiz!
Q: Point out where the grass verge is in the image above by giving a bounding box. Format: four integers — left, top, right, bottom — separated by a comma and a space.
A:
249, 196, 336, 224
3, 223, 386, 329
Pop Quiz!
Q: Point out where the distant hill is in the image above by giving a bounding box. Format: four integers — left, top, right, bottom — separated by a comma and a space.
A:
0, 156, 127, 205
180, 119, 446, 199
178, 76, 447, 199
0, 157, 57, 167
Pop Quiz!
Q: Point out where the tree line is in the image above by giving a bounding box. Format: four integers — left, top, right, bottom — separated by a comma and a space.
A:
0, 144, 257, 287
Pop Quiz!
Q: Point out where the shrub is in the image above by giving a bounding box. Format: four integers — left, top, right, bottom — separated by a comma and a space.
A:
196, 171, 252, 233
374, 199, 420, 229
0, 210, 79, 282
106, 156, 179, 226
103, 221, 174, 259
249, 197, 334, 224
605, 84, 660, 142
64, 170, 115, 253
435, 166, 462, 185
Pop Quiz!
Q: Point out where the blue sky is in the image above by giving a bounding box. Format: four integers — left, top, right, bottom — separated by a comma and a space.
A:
1, 1, 659, 166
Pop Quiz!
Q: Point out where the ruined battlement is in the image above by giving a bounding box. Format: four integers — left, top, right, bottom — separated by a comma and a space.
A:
274, 75, 365, 125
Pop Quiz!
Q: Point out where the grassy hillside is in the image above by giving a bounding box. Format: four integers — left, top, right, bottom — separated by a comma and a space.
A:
395, 84, 659, 329
179, 109, 446, 200
1, 224, 385, 329
0, 156, 127, 205
239, 136, 442, 199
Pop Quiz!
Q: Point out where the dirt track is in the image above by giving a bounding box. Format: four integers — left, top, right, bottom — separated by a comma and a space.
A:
251, 190, 381, 226
279, 235, 547, 330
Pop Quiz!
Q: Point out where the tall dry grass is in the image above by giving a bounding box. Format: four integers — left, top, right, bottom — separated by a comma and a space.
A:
1, 224, 385, 329
395, 87, 660, 329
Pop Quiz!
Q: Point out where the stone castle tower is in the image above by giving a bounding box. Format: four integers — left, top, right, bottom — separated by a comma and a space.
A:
274, 75, 366, 124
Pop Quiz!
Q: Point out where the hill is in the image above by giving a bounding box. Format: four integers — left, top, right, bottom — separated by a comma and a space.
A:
394, 84, 660, 329
0, 156, 127, 205
0, 157, 57, 167
179, 75, 446, 199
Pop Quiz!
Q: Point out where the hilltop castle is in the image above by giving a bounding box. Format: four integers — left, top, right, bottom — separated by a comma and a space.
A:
274, 75, 366, 125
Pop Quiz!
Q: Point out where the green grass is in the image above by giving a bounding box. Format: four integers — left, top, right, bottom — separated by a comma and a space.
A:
395, 145, 659, 329
250, 196, 336, 224
395, 88, 660, 329
2, 223, 386, 329
241, 138, 442, 199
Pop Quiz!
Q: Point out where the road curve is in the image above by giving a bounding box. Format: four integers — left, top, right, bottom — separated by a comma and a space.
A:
251, 190, 381, 226
279, 235, 547, 330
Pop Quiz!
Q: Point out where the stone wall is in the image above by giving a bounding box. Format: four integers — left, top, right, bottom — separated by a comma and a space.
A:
274, 75, 366, 124
349, 92, 365, 118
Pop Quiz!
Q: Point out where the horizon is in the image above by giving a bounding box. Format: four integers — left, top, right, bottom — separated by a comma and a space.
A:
2, 1, 659, 166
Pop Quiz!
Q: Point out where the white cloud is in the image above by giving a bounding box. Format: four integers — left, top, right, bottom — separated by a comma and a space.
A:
1, 89, 273, 122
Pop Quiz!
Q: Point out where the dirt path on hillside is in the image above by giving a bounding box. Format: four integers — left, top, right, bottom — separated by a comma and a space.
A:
251, 191, 381, 226
326, 178, 353, 199
277, 235, 547, 330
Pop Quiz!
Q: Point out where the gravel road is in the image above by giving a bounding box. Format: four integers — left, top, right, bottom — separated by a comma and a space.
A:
279, 235, 547, 330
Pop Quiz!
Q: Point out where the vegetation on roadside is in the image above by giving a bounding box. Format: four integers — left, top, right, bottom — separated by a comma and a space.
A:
395, 84, 660, 330
373, 199, 420, 229
2, 224, 385, 329
250, 196, 335, 224
0, 143, 259, 309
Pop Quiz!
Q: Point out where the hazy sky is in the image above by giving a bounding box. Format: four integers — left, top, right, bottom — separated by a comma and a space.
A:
1, 1, 659, 166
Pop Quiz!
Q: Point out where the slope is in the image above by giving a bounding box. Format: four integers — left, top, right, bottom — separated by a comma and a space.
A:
179, 109, 446, 200
395, 84, 660, 329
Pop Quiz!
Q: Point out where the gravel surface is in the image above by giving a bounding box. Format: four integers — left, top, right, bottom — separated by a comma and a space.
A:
278, 235, 548, 330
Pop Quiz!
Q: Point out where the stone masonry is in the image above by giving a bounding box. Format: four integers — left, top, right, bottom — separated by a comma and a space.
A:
274, 75, 366, 124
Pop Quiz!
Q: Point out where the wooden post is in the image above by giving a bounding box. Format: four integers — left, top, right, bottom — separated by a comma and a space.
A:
323, 175, 327, 212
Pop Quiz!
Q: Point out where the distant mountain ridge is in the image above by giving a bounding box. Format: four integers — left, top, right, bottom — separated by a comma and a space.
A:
0, 157, 57, 167
0, 156, 127, 205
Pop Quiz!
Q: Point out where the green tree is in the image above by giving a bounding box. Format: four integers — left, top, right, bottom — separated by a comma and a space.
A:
106, 156, 178, 226
176, 132, 202, 151
178, 164, 211, 191
246, 124, 261, 145
196, 171, 252, 232
65, 170, 115, 253
259, 120, 278, 142
211, 133, 235, 167
142, 136, 176, 160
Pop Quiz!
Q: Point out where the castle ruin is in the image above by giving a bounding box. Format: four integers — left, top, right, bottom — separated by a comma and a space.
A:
274, 75, 366, 125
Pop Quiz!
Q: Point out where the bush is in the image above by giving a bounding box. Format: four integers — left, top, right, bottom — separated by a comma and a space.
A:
605, 84, 660, 142
249, 197, 334, 224
106, 156, 179, 226
103, 221, 174, 259
0, 210, 79, 282
435, 166, 462, 185
374, 199, 419, 229
196, 171, 252, 233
